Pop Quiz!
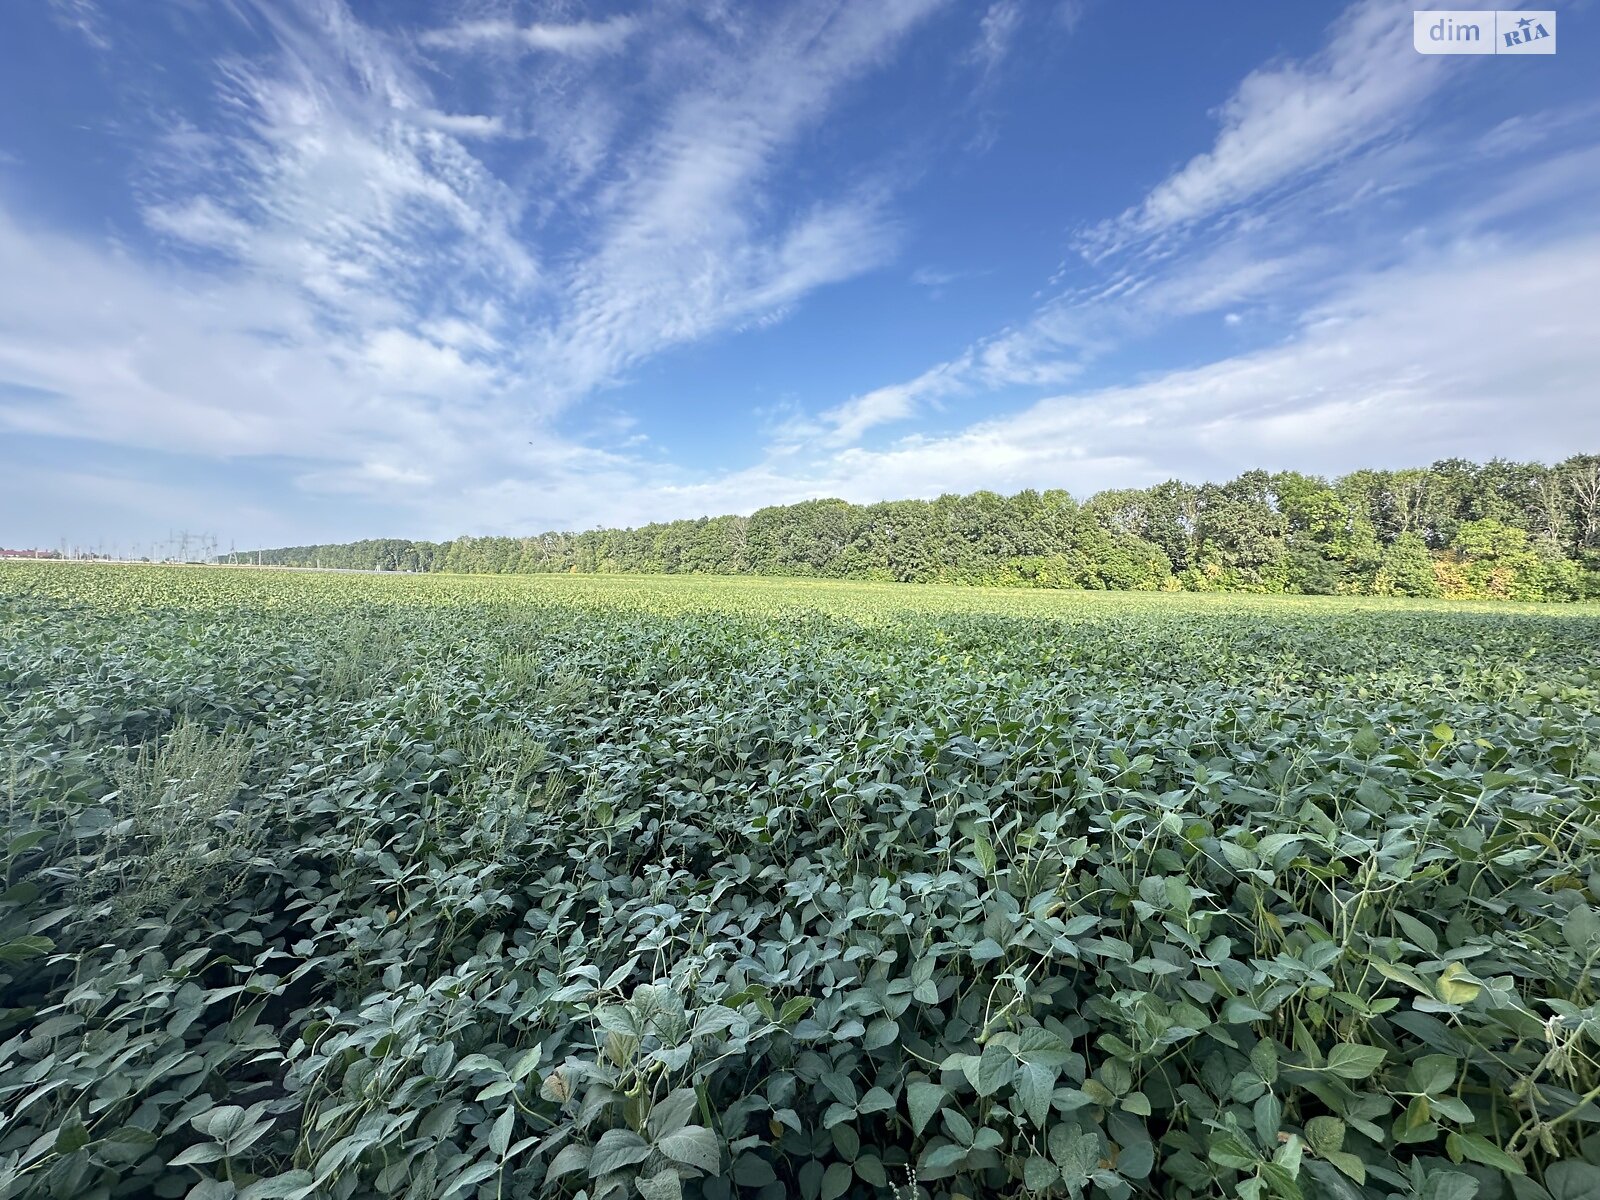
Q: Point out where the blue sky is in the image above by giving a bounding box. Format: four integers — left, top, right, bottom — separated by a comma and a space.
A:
2, 0, 1597, 551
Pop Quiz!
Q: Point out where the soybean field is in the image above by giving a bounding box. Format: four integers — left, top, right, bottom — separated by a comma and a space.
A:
2, 562, 1599, 1200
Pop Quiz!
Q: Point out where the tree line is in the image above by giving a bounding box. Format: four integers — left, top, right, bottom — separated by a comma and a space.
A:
229, 455, 1600, 600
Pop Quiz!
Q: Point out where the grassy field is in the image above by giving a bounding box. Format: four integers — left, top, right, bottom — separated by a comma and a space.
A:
2, 562, 1598, 1200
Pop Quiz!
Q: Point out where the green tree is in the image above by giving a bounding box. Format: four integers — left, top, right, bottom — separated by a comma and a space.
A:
1373, 533, 1440, 597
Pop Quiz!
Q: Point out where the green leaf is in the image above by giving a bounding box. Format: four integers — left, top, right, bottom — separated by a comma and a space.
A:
971, 938, 1005, 962
1564, 906, 1600, 954
655, 1126, 720, 1175
1117, 1139, 1154, 1180
239, 1173, 316, 1200
1546, 1162, 1600, 1200
863, 1017, 898, 1050
97, 1126, 158, 1162
1224, 998, 1270, 1023
820, 1161, 852, 1200
1250, 1038, 1279, 1084
489, 1107, 514, 1157
1014, 1060, 1056, 1127
1024, 1155, 1059, 1191
1048, 1126, 1099, 1185
1416, 1169, 1480, 1200
420, 1101, 463, 1140
855, 1155, 887, 1187
1351, 727, 1382, 757
54, 1121, 90, 1154
510, 1045, 543, 1082
1208, 1133, 1258, 1171
973, 833, 996, 874
545, 1144, 590, 1181
1371, 959, 1434, 996
169, 1142, 226, 1166
918, 1143, 967, 1179
1121, 1091, 1152, 1117
5, 829, 48, 856
731, 1154, 777, 1187
942, 1109, 974, 1147
649, 1089, 700, 1138
1446, 1132, 1524, 1176
1324, 1043, 1386, 1080
193, 1107, 247, 1143
1325, 1150, 1366, 1184
1100, 1058, 1132, 1096
1016, 1026, 1072, 1068
779, 996, 813, 1025
907, 1080, 945, 1136
857, 1086, 896, 1115
588, 1128, 651, 1177
1394, 912, 1439, 954
1410, 1054, 1458, 1096
637, 1168, 683, 1200
72, 808, 114, 837
477, 1078, 516, 1101
0, 936, 54, 963
975, 1041, 1013, 1097
1253, 1093, 1282, 1141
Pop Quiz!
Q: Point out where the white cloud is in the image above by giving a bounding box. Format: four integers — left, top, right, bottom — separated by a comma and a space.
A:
816, 361, 968, 448
9, 0, 1595, 551
133, 52, 537, 375
1088, 0, 1445, 251
47, 0, 111, 50
802, 0, 1488, 449
296, 460, 435, 494
0, 0, 953, 542
705, 234, 1600, 513
414, 111, 509, 138
0, 208, 443, 460
815, 236, 1324, 444
529, 1, 944, 399
1055, 1, 1089, 35
142, 0, 940, 414
407, 227, 1600, 536
419, 17, 639, 57
361, 329, 495, 395
5, 199, 1596, 542
972, 1, 1022, 74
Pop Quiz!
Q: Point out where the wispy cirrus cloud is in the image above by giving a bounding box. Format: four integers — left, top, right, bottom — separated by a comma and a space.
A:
808, 0, 1467, 448
971, 1, 1023, 75
418, 16, 639, 56
1087, 0, 1446, 254
528, 0, 945, 399
655, 230, 1600, 522
141, 0, 537, 340
145, 0, 941, 413
3, 0, 950, 520
5, 0, 1593, 551
47, 0, 111, 50
813, 232, 1328, 446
